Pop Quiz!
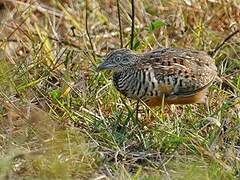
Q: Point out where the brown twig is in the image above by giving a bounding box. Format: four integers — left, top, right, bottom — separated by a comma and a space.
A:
210, 29, 240, 57
85, 0, 96, 65
0, 17, 29, 48
117, 0, 123, 48
130, 0, 135, 50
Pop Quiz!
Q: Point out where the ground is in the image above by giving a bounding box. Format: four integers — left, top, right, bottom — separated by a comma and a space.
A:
0, 0, 239, 179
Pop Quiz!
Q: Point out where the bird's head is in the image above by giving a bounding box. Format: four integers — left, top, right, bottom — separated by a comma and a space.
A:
97, 48, 136, 72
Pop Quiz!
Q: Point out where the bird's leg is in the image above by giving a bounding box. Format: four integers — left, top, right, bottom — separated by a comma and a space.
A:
203, 96, 210, 114
160, 94, 166, 120
135, 99, 140, 122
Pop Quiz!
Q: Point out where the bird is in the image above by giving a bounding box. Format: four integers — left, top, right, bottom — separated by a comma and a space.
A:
97, 48, 218, 107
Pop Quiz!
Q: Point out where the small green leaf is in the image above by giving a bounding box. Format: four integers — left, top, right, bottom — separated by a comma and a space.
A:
51, 89, 62, 101
148, 20, 166, 32
133, 38, 140, 50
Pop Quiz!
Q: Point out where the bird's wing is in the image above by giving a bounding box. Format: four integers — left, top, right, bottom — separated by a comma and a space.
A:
136, 48, 217, 97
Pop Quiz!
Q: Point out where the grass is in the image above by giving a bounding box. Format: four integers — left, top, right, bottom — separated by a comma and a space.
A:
0, 0, 239, 179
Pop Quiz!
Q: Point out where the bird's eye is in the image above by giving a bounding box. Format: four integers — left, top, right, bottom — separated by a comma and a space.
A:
115, 56, 121, 62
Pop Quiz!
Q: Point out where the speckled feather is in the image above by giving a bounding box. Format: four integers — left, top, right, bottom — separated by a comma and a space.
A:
137, 48, 217, 95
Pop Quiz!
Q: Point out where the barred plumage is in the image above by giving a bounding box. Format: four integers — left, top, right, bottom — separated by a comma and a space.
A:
97, 48, 218, 107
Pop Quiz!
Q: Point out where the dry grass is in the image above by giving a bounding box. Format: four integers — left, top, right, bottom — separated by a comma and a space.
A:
0, 0, 239, 179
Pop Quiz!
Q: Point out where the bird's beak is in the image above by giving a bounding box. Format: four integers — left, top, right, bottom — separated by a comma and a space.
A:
96, 62, 114, 72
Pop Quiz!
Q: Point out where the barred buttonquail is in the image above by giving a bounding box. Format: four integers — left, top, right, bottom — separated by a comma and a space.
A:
97, 48, 217, 107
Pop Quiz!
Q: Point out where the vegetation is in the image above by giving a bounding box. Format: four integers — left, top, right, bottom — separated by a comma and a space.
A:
0, 0, 239, 179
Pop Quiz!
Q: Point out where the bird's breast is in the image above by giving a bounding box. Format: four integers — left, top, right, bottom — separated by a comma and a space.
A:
112, 68, 159, 99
